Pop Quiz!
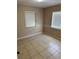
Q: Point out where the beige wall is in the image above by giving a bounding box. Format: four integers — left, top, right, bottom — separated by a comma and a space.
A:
43, 4, 61, 40
17, 4, 61, 40
17, 5, 43, 38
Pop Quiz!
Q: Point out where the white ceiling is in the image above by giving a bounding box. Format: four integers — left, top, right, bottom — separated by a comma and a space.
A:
17, 0, 61, 8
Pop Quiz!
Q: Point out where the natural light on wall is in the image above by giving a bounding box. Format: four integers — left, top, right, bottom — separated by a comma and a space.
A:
51, 11, 61, 29
25, 11, 35, 27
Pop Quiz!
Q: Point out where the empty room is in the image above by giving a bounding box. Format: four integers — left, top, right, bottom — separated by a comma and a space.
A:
17, 0, 61, 59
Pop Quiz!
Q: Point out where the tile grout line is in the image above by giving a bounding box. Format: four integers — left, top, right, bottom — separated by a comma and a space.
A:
29, 42, 44, 59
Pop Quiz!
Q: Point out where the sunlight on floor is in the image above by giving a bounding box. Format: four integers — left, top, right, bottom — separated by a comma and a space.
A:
17, 34, 61, 59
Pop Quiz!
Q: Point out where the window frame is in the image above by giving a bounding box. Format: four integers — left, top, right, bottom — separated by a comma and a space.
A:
51, 11, 61, 29
24, 11, 36, 27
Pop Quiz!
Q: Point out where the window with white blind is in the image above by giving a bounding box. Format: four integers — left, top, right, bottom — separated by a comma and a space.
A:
51, 11, 61, 29
25, 11, 35, 27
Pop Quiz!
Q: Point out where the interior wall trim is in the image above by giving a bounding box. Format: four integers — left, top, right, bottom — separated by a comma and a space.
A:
17, 32, 42, 40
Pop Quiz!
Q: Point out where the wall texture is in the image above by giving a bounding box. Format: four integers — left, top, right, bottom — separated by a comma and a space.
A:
17, 5, 43, 38
43, 4, 61, 40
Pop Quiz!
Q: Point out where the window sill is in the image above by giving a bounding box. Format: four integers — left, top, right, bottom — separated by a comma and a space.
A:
51, 26, 61, 30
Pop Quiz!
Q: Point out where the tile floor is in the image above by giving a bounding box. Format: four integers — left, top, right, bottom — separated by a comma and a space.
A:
17, 34, 61, 59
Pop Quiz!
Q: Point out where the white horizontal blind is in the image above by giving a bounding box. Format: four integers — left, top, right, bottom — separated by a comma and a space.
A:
51, 11, 61, 29
25, 11, 35, 27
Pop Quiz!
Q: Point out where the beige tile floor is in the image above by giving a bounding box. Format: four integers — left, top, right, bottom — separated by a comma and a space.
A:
17, 34, 61, 59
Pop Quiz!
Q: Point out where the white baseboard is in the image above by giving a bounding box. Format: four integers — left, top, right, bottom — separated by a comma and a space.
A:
17, 32, 42, 40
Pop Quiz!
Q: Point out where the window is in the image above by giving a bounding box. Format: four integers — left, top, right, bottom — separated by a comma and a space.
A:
51, 11, 61, 29
25, 11, 35, 27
